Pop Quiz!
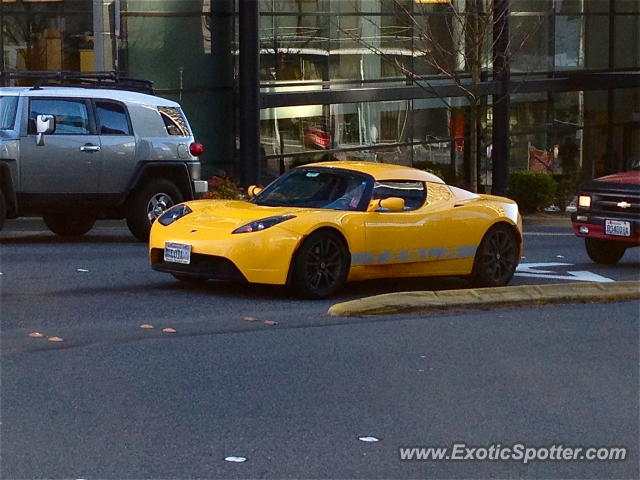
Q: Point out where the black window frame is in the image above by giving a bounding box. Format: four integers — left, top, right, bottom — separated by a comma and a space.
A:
372, 180, 427, 211
93, 99, 133, 136
27, 97, 96, 136
158, 106, 191, 137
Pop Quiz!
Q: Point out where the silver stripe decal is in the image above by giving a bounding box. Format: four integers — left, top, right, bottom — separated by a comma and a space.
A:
351, 245, 477, 266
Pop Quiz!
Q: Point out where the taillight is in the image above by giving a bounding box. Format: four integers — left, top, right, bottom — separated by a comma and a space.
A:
189, 142, 205, 156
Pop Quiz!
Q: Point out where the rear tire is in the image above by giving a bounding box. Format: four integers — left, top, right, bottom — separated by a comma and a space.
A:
127, 179, 183, 242
470, 224, 519, 288
290, 230, 349, 299
585, 238, 626, 264
43, 213, 96, 237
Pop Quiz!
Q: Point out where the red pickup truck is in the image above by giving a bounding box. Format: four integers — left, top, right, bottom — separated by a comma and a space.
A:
571, 163, 640, 264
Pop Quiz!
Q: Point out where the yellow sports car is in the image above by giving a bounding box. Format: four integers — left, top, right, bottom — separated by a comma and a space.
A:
149, 162, 523, 298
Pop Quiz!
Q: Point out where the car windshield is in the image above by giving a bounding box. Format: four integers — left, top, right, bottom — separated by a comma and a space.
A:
0, 96, 18, 130
253, 167, 373, 211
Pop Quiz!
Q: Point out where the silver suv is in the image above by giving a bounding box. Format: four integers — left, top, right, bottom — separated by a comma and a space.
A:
0, 79, 206, 241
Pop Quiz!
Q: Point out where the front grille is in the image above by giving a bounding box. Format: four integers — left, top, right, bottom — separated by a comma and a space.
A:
591, 192, 640, 216
151, 248, 246, 281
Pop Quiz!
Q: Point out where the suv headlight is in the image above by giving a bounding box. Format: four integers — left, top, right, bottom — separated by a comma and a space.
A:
232, 215, 296, 234
158, 204, 192, 226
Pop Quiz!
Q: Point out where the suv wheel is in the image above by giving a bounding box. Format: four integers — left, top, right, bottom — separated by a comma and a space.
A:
127, 179, 183, 242
43, 213, 96, 237
585, 238, 626, 264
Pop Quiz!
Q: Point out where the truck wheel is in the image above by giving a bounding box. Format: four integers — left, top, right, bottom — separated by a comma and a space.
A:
127, 179, 183, 242
585, 238, 626, 264
43, 213, 96, 237
0, 190, 6, 231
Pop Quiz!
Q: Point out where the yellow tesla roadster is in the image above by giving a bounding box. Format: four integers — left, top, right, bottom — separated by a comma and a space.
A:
149, 161, 523, 298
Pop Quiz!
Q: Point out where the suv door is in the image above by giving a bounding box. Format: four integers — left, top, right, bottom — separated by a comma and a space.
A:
20, 97, 101, 194
93, 99, 136, 193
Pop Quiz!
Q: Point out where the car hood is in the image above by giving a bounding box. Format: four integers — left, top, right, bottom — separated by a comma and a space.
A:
182, 199, 310, 229
594, 170, 640, 185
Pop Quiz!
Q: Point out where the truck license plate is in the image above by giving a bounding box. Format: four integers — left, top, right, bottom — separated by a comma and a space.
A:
605, 219, 631, 237
164, 242, 191, 264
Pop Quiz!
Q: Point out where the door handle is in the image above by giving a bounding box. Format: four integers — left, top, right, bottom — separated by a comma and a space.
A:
80, 144, 101, 152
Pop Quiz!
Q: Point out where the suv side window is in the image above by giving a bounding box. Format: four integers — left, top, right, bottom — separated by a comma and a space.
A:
29, 98, 91, 135
158, 106, 190, 136
95, 101, 131, 135
372, 181, 426, 210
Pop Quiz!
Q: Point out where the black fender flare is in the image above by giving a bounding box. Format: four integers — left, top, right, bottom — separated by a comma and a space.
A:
127, 162, 194, 201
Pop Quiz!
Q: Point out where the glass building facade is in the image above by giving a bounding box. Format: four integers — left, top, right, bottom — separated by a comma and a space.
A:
1, 0, 639, 194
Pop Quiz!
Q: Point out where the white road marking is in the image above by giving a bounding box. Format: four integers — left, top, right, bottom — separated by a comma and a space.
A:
358, 436, 380, 442
515, 262, 614, 282
524, 232, 575, 236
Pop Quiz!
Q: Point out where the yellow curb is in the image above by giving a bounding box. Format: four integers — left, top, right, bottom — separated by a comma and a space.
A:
328, 281, 640, 317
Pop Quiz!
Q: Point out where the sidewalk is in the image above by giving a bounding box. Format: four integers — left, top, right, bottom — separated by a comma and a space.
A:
523, 213, 572, 227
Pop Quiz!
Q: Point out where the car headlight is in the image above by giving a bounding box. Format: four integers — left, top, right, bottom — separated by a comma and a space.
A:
232, 215, 296, 234
158, 204, 192, 226
578, 195, 591, 208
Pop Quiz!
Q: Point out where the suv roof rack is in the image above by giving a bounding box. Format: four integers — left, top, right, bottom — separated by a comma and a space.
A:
0, 70, 155, 95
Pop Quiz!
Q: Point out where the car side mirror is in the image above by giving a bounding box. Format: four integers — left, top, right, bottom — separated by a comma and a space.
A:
367, 197, 405, 212
247, 185, 263, 198
36, 114, 56, 146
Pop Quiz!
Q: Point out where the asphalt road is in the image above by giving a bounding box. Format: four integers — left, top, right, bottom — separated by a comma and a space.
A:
1, 218, 639, 479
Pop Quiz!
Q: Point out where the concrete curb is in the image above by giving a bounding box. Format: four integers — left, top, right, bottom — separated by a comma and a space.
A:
327, 281, 640, 317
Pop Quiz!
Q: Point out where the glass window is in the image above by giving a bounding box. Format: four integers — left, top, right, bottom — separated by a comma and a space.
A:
29, 99, 90, 135
510, 13, 551, 72
614, 15, 640, 69
1, 0, 94, 72
554, 15, 583, 69
511, 1, 551, 13
584, 15, 609, 69
0, 96, 19, 130
96, 101, 131, 135
158, 106, 190, 136
372, 180, 426, 210
252, 166, 372, 211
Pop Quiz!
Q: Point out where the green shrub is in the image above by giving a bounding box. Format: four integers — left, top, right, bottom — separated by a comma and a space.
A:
507, 170, 557, 213
202, 172, 243, 200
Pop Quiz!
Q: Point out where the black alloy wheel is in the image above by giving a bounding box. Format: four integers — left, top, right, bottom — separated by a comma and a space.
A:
291, 230, 349, 299
471, 224, 519, 287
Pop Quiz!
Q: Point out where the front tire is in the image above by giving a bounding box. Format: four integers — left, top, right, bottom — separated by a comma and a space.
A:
471, 224, 519, 288
127, 179, 183, 242
585, 238, 626, 264
43, 213, 96, 237
290, 230, 349, 299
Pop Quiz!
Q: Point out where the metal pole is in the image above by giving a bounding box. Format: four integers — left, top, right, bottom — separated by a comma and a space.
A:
239, 0, 261, 186
491, 0, 510, 196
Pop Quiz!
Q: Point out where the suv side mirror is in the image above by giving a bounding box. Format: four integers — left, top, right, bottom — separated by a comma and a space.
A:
36, 114, 56, 146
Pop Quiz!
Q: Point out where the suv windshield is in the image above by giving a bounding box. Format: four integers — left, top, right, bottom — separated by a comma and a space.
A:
0, 96, 18, 130
253, 167, 373, 211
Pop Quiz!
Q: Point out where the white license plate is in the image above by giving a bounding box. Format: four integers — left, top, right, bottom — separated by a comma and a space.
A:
605, 219, 631, 237
164, 242, 191, 264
